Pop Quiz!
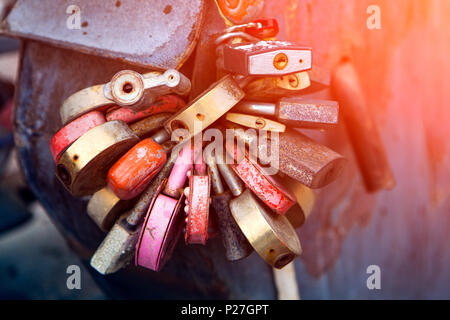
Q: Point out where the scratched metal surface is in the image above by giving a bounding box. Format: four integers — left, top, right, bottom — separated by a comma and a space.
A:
14, 0, 450, 299
1, 0, 204, 70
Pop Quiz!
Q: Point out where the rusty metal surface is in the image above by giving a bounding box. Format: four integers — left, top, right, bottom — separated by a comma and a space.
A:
1, 0, 204, 69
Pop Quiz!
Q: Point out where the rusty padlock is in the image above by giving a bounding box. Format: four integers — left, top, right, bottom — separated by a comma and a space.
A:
226, 140, 296, 215
222, 41, 312, 76
226, 112, 286, 132
106, 95, 185, 124
107, 138, 167, 200
234, 96, 339, 129
90, 151, 177, 275
207, 149, 253, 261
129, 113, 172, 139
230, 189, 302, 269
56, 120, 139, 197
164, 74, 245, 143
225, 122, 347, 189
135, 142, 195, 271
60, 69, 191, 125
50, 111, 106, 163
184, 157, 211, 245
243, 71, 311, 100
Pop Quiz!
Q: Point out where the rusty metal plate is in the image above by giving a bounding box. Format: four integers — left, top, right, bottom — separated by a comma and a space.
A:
1, 0, 205, 69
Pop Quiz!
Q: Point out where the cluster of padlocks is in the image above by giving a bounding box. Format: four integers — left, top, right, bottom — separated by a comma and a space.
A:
49, 18, 346, 274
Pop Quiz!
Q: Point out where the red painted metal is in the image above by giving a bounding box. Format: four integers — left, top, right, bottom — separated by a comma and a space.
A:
49, 111, 105, 163
105, 95, 185, 124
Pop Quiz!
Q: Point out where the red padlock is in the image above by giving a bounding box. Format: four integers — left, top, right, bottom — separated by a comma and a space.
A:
226, 141, 296, 215
185, 157, 211, 245
105, 95, 185, 124
107, 138, 167, 200
50, 111, 105, 162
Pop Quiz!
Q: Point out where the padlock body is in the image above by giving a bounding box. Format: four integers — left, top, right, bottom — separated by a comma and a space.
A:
50, 111, 105, 162
185, 174, 211, 245
108, 138, 167, 200
106, 95, 185, 123
223, 41, 312, 76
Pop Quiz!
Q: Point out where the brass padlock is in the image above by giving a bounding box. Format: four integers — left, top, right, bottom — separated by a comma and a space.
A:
56, 120, 139, 197
90, 156, 176, 275
222, 41, 312, 76
226, 112, 286, 132
230, 189, 302, 269
283, 176, 316, 229
234, 97, 339, 129
164, 75, 245, 143
60, 69, 190, 125
87, 186, 136, 232
207, 150, 253, 261
243, 72, 311, 100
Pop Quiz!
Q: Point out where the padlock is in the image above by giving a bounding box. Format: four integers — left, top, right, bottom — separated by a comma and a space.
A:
106, 95, 185, 124
234, 97, 339, 129
164, 75, 245, 143
185, 157, 211, 245
50, 111, 105, 163
224, 123, 347, 189
107, 138, 167, 200
135, 143, 195, 271
226, 141, 296, 215
229, 189, 302, 269
226, 112, 286, 132
216, 0, 265, 25
243, 72, 311, 100
222, 41, 312, 76
129, 113, 172, 139
206, 150, 253, 261
60, 69, 191, 125
282, 176, 315, 229
56, 120, 139, 197
86, 186, 136, 232
90, 155, 176, 275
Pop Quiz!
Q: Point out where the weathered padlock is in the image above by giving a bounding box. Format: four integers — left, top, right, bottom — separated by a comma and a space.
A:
226, 112, 286, 132
185, 157, 211, 245
226, 141, 296, 215
234, 97, 339, 129
222, 41, 312, 76
106, 95, 185, 124
135, 142, 195, 271
50, 111, 105, 163
60, 69, 190, 125
283, 176, 315, 229
164, 74, 245, 143
129, 113, 172, 139
225, 123, 347, 189
90, 154, 177, 275
230, 189, 302, 269
207, 150, 254, 261
87, 186, 136, 232
243, 72, 311, 100
107, 138, 167, 200
56, 120, 139, 197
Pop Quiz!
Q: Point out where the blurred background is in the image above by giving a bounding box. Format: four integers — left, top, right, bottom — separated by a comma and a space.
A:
0, 0, 449, 299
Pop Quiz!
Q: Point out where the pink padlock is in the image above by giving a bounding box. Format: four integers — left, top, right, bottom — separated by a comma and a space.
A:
185, 156, 211, 245
135, 180, 185, 272
135, 141, 196, 271
50, 111, 105, 162
226, 141, 296, 215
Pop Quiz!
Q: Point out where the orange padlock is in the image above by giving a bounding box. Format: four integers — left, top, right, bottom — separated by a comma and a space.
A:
107, 139, 167, 200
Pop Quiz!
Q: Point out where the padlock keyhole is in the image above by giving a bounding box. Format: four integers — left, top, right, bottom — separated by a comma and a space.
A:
57, 164, 71, 186
122, 82, 133, 94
